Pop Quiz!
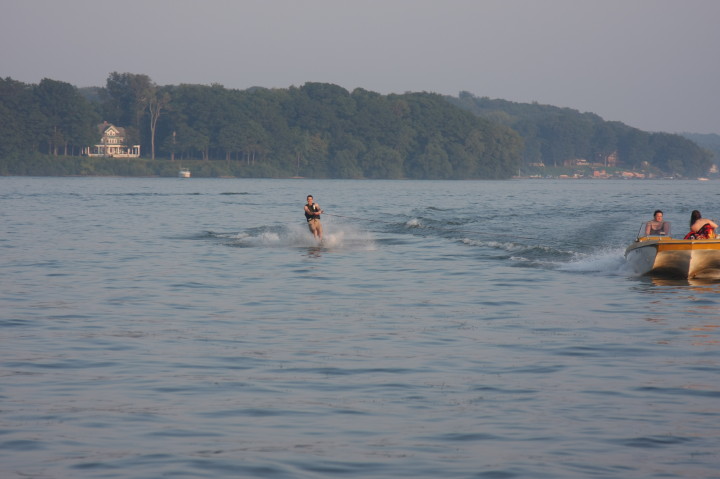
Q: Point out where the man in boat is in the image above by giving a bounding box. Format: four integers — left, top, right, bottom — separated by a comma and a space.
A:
304, 195, 323, 241
684, 210, 718, 239
645, 210, 670, 235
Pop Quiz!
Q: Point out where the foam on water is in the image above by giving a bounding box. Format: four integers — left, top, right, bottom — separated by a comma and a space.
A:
405, 218, 423, 228
555, 247, 630, 275
209, 222, 377, 251
458, 234, 640, 278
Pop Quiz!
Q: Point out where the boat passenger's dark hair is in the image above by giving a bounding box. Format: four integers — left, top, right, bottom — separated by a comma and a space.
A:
690, 210, 702, 227
654, 210, 663, 217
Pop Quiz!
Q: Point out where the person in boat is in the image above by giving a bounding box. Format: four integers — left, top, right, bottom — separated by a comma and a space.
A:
684, 210, 718, 239
645, 210, 670, 235
304, 194, 323, 241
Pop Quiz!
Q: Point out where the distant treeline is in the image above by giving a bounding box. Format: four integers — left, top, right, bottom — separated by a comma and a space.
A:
0, 74, 713, 178
448, 93, 715, 177
681, 132, 720, 165
0, 75, 521, 179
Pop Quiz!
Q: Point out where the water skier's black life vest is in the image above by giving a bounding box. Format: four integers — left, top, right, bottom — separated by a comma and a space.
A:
305, 203, 320, 222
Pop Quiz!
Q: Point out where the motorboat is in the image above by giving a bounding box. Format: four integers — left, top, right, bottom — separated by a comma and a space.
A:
625, 221, 720, 278
178, 168, 191, 178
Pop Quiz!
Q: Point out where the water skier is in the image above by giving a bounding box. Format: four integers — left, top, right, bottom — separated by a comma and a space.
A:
304, 195, 323, 241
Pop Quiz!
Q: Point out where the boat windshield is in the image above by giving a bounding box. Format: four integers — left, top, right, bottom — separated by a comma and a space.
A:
638, 221, 671, 238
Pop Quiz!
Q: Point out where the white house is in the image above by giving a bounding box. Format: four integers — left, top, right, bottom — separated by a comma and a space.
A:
83, 122, 140, 158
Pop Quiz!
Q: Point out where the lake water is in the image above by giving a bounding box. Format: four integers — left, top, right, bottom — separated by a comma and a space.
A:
1, 176, 719, 478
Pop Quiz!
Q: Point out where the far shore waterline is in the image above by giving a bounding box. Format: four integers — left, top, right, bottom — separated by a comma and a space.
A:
1, 174, 716, 181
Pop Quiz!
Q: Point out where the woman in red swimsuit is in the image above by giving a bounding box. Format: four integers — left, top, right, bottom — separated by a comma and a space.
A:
684, 210, 718, 239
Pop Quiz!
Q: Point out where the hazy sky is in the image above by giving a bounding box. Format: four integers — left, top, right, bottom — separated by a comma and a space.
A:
2, 0, 718, 134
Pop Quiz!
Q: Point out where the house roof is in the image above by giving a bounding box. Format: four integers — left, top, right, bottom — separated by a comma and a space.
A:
97, 121, 126, 137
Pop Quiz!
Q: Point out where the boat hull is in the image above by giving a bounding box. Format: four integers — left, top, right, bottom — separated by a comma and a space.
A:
625, 237, 720, 278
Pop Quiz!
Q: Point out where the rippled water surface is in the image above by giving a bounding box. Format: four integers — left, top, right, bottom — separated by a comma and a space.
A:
2, 177, 719, 478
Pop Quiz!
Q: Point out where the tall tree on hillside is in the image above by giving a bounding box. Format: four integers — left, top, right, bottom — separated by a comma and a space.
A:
146, 86, 170, 159
217, 123, 246, 162
104, 73, 151, 126
650, 133, 711, 177
0, 77, 40, 156
34, 78, 97, 156
171, 124, 210, 161
361, 144, 403, 179
103, 72, 171, 159
590, 122, 618, 166
103, 73, 156, 152
291, 129, 311, 176
617, 129, 653, 169
238, 121, 269, 166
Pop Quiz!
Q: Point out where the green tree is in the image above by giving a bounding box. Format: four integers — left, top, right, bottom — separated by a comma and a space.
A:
173, 124, 209, 161
238, 120, 269, 166
147, 87, 170, 159
617, 129, 653, 169
0, 77, 39, 157
361, 144, 403, 179
407, 136, 452, 179
331, 150, 363, 178
649, 133, 711, 177
290, 128, 311, 176
217, 123, 246, 162
34, 78, 98, 156
104, 72, 153, 129
590, 122, 618, 166
304, 134, 329, 176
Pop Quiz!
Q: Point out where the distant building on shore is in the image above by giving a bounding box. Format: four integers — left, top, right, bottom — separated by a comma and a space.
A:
83, 122, 140, 158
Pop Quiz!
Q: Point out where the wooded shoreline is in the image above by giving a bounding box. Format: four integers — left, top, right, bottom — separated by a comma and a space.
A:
2, 74, 717, 180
